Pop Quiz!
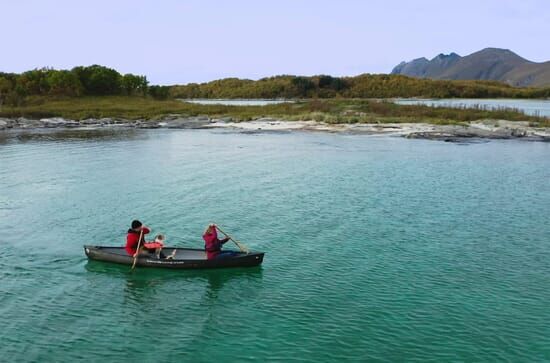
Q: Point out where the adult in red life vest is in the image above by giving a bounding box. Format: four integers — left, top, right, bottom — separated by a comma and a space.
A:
125, 220, 166, 258
202, 224, 239, 260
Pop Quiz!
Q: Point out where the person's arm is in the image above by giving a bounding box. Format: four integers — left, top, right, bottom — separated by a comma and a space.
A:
221, 237, 230, 244
139, 227, 151, 244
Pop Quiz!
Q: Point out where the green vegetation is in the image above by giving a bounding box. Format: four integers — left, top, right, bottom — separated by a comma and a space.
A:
170, 74, 550, 99
0, 65, 153, 107
1, 96, 547, 127
2, 66, 550, 110
0, 66, 548, 127
0, 96, 189, 120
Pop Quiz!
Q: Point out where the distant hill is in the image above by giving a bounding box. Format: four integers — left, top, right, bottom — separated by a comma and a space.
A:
392, 48, 550, 87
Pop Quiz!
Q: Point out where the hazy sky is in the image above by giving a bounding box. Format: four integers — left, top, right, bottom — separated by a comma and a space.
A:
1, 0, 548, 84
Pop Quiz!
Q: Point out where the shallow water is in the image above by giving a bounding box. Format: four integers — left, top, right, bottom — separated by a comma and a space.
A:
180, 99, 291, 106
394, 98, 550, 117
1, 129, 549, 362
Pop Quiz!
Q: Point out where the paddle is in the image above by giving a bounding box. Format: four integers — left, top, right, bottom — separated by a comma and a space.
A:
131, 228, 144, 270
215, 225, 250, 254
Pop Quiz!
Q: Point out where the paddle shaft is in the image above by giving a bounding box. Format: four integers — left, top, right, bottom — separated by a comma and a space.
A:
215, 226, 249, 253
131, 229, 144, 270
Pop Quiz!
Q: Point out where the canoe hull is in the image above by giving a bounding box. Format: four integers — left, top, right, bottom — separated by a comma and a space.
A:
84, 245, 264, 269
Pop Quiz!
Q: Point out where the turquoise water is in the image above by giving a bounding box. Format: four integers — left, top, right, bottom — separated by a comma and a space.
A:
394, 98, 550, 117
1, 129, 549, 362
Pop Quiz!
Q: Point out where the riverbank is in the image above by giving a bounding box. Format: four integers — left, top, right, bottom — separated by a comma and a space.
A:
1, 116, 549, 142
1, 96, 549, 141
1, 96, 549, 126
211, 118, 550, 142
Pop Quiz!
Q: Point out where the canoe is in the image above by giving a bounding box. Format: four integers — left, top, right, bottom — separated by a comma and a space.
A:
84, 245, 264, 269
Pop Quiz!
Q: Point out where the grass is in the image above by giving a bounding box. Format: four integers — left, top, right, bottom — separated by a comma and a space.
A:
0, 96, 548, 127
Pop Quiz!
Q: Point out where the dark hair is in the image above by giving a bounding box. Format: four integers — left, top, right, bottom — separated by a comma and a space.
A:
131, 220, 142, 229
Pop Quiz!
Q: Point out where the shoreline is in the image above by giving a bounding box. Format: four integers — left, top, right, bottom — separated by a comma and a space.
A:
1, 116, 549, 142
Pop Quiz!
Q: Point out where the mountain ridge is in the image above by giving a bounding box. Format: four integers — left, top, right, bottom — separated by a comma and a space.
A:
391, 48, 550, 87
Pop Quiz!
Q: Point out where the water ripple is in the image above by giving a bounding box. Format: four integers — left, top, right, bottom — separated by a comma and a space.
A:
0, 130, 549, 361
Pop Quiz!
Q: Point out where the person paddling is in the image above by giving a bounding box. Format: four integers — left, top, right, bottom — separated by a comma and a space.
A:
202, 223, 238, 260
126, 220, 166, 258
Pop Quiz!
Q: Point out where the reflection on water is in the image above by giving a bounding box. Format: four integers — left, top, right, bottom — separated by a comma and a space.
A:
202, 267, 263, 300
85, 260, 263, 306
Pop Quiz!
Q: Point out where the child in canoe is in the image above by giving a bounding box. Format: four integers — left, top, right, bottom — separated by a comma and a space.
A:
143, 234, 165, 258
144, 234, 177, 259
202, 224, 238, 260
143, 234, 175, 259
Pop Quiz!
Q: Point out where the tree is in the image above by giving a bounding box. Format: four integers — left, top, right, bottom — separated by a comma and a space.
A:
18, 68, 50, 95
72, 65, 122, 95
149, 85, 170, 99
291, 77, 315, 96
46, 70, 83, 96
0, 77, 12, 106
7, 83, 28, 106
121, 74, 148, 96
317, 75, 334, 88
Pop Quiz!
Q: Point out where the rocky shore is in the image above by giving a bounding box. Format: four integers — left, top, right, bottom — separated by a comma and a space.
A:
1, 116, 549, 142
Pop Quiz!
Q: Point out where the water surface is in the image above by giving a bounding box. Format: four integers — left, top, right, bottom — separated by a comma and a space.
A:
1, 129, 549, 362
180, 99, 291, 106
394, 98, 550, 117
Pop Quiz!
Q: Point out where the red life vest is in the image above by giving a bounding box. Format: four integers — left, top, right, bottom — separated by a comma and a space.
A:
203, 228, 223, 260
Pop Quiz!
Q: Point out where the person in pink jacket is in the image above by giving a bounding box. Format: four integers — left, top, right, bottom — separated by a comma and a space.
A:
202, 224, 237, 260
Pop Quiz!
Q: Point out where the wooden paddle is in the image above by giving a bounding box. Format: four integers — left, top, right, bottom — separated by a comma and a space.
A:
131, 229, 144, 270
215, 225, 249, 254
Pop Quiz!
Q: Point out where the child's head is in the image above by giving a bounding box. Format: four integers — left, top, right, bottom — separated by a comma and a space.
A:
154, 234, 165, 242
204, 223, 216, 235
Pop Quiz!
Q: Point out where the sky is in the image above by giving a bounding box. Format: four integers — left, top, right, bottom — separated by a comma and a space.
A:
1, 0, 549, 85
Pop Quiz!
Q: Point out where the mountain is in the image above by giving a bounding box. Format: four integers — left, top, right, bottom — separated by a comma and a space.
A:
391, 48, 550, 87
